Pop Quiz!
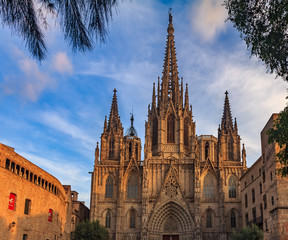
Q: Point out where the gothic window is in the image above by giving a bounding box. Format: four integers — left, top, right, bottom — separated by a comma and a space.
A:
203, 173, 215, 199
205, 142, 209, 159
184, 118, 189, 147
228, 138, 233, 160
252, 189, 255, 203
105, 210, 111, 228
206, 209, 213, 228
152, 117, 158, 146
129, 209, 136, 228
127, 173, 138, 199
135, 143, 138, 161
229, 176, 237, 198
231, 210, 236, 228
167, 114, 175, 143
109, 139, 114, 159
129, 142, 132, 159
105, 175, 113, 198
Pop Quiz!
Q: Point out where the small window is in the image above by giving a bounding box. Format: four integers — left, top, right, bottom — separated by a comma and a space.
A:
8, 193, 16, 210
260, 182, 262, 194
152, 117, 158, 146
251, 175, 254, 182
105, 211, 111, 228
270, 172, 273, 181
48, 209, 53, 222
5, 159, 10, 169
245, 194, 248, 208
205, 142, 209, 159
109, 139, 114, 159
24, 199, 31, 215
184, 118, 189, 147
130, 209, 136, 228
263, 194, 267, 209
206, 210, 212, 228
16, 165, 20, 175
259, 168, 262, 176
263, 170, 266, 182
231, 210, 236, 228
252, 189, 255, 203
271, 196, 274, 206
11, 162, 15, 173
244, 181, 247, 187
23, 234, 28, 240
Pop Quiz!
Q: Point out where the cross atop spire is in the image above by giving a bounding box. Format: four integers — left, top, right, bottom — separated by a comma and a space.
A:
107, 89, 122, 132
221, 91, 233, 132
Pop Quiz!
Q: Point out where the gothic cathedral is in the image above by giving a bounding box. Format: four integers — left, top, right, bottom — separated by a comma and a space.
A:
90, 13, 247, 240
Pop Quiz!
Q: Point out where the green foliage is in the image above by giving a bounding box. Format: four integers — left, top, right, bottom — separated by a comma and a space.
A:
230, 224, 264, 240
267, 106, 288, 176
71, 220, 110, 240
0, 0, 118, 61
225, 0, 288, 81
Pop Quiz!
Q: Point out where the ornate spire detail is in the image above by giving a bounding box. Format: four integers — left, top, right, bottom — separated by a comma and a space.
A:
161, 12, 180, 106
125, 112, 138, 137
234, 118, 238, 132
104, 116, 107, 131
242, 143, 246, 167
152, 82, 156, 110
221, 91, 233, 132
157, 77, 160, 109
184, 83, 189, 109
107, 89, 122, 132
94, 142, 99, 168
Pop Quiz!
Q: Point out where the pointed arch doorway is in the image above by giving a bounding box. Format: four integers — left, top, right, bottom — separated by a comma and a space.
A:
162, 216, 180, 240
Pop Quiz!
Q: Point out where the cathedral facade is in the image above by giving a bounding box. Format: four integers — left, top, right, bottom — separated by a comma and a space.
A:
90, 13, 247, 240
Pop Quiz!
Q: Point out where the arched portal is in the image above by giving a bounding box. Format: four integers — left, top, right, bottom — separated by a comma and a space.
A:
148, 201, 195, 240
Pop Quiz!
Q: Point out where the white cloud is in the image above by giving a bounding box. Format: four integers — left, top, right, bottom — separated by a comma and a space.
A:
2, 58, 54, 102
190, 0, 227, 42
39, 111, 95, 148
52, 52, 73, 74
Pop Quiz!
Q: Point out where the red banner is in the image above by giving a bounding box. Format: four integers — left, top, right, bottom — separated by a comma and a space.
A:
8, 193, 16, 210
48, 209, 53, 222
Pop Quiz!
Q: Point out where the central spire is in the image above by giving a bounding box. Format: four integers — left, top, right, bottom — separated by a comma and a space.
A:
161, 11, 180, 106
107, 89, 122, 132
221, 91, 234, 132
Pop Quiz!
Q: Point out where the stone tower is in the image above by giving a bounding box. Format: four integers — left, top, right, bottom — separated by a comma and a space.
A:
90, 13, 247, 240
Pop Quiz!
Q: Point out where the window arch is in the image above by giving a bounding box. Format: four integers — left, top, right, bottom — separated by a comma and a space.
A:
105, 175, 113, 198
167, 114, 175, 143
129, 142, 132, 159
206, 209, 213, 228
205, 142, 209, 159
231, 210, 236, 228
184, 118, 189, 147
109, 138, 114, 159
229, 176, 237, 198
152, 117, 158, 146
127, 173, 138, 199
129, 209, 136, 228
135, 143, 138, 161
105, 210, 111, 228
203, 173, 215, 199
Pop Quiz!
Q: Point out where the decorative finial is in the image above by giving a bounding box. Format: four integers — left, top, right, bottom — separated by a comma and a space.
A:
225, 90, 228, 96
113, 88, 117, 93
169, 8, 172, 24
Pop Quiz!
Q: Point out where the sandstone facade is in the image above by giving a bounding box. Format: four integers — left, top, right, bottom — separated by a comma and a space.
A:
240, 114, 288, 240
90, 13, 247, 240
0, 143, 88, 240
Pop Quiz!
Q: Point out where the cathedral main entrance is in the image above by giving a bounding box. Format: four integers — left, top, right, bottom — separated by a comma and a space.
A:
163, 235, 179, 240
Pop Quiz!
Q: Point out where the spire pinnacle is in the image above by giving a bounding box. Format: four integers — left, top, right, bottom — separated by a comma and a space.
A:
221, 91, 233, 132
161, 11, 180, 106
184, 83, 189, 109
125, 112, 138, 137
152, 82, 156, 109
107, 89, 122, 132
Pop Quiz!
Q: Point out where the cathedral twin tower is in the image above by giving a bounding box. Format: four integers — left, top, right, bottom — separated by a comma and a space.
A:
90, 13, 247, 240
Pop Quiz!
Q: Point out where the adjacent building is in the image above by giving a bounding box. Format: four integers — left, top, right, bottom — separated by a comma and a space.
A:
90, 13, 247, 240
240, 114, 288, 240
0, 143, 89, 240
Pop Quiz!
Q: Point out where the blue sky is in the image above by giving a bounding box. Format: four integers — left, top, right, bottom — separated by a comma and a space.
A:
0, 0, 287, 206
